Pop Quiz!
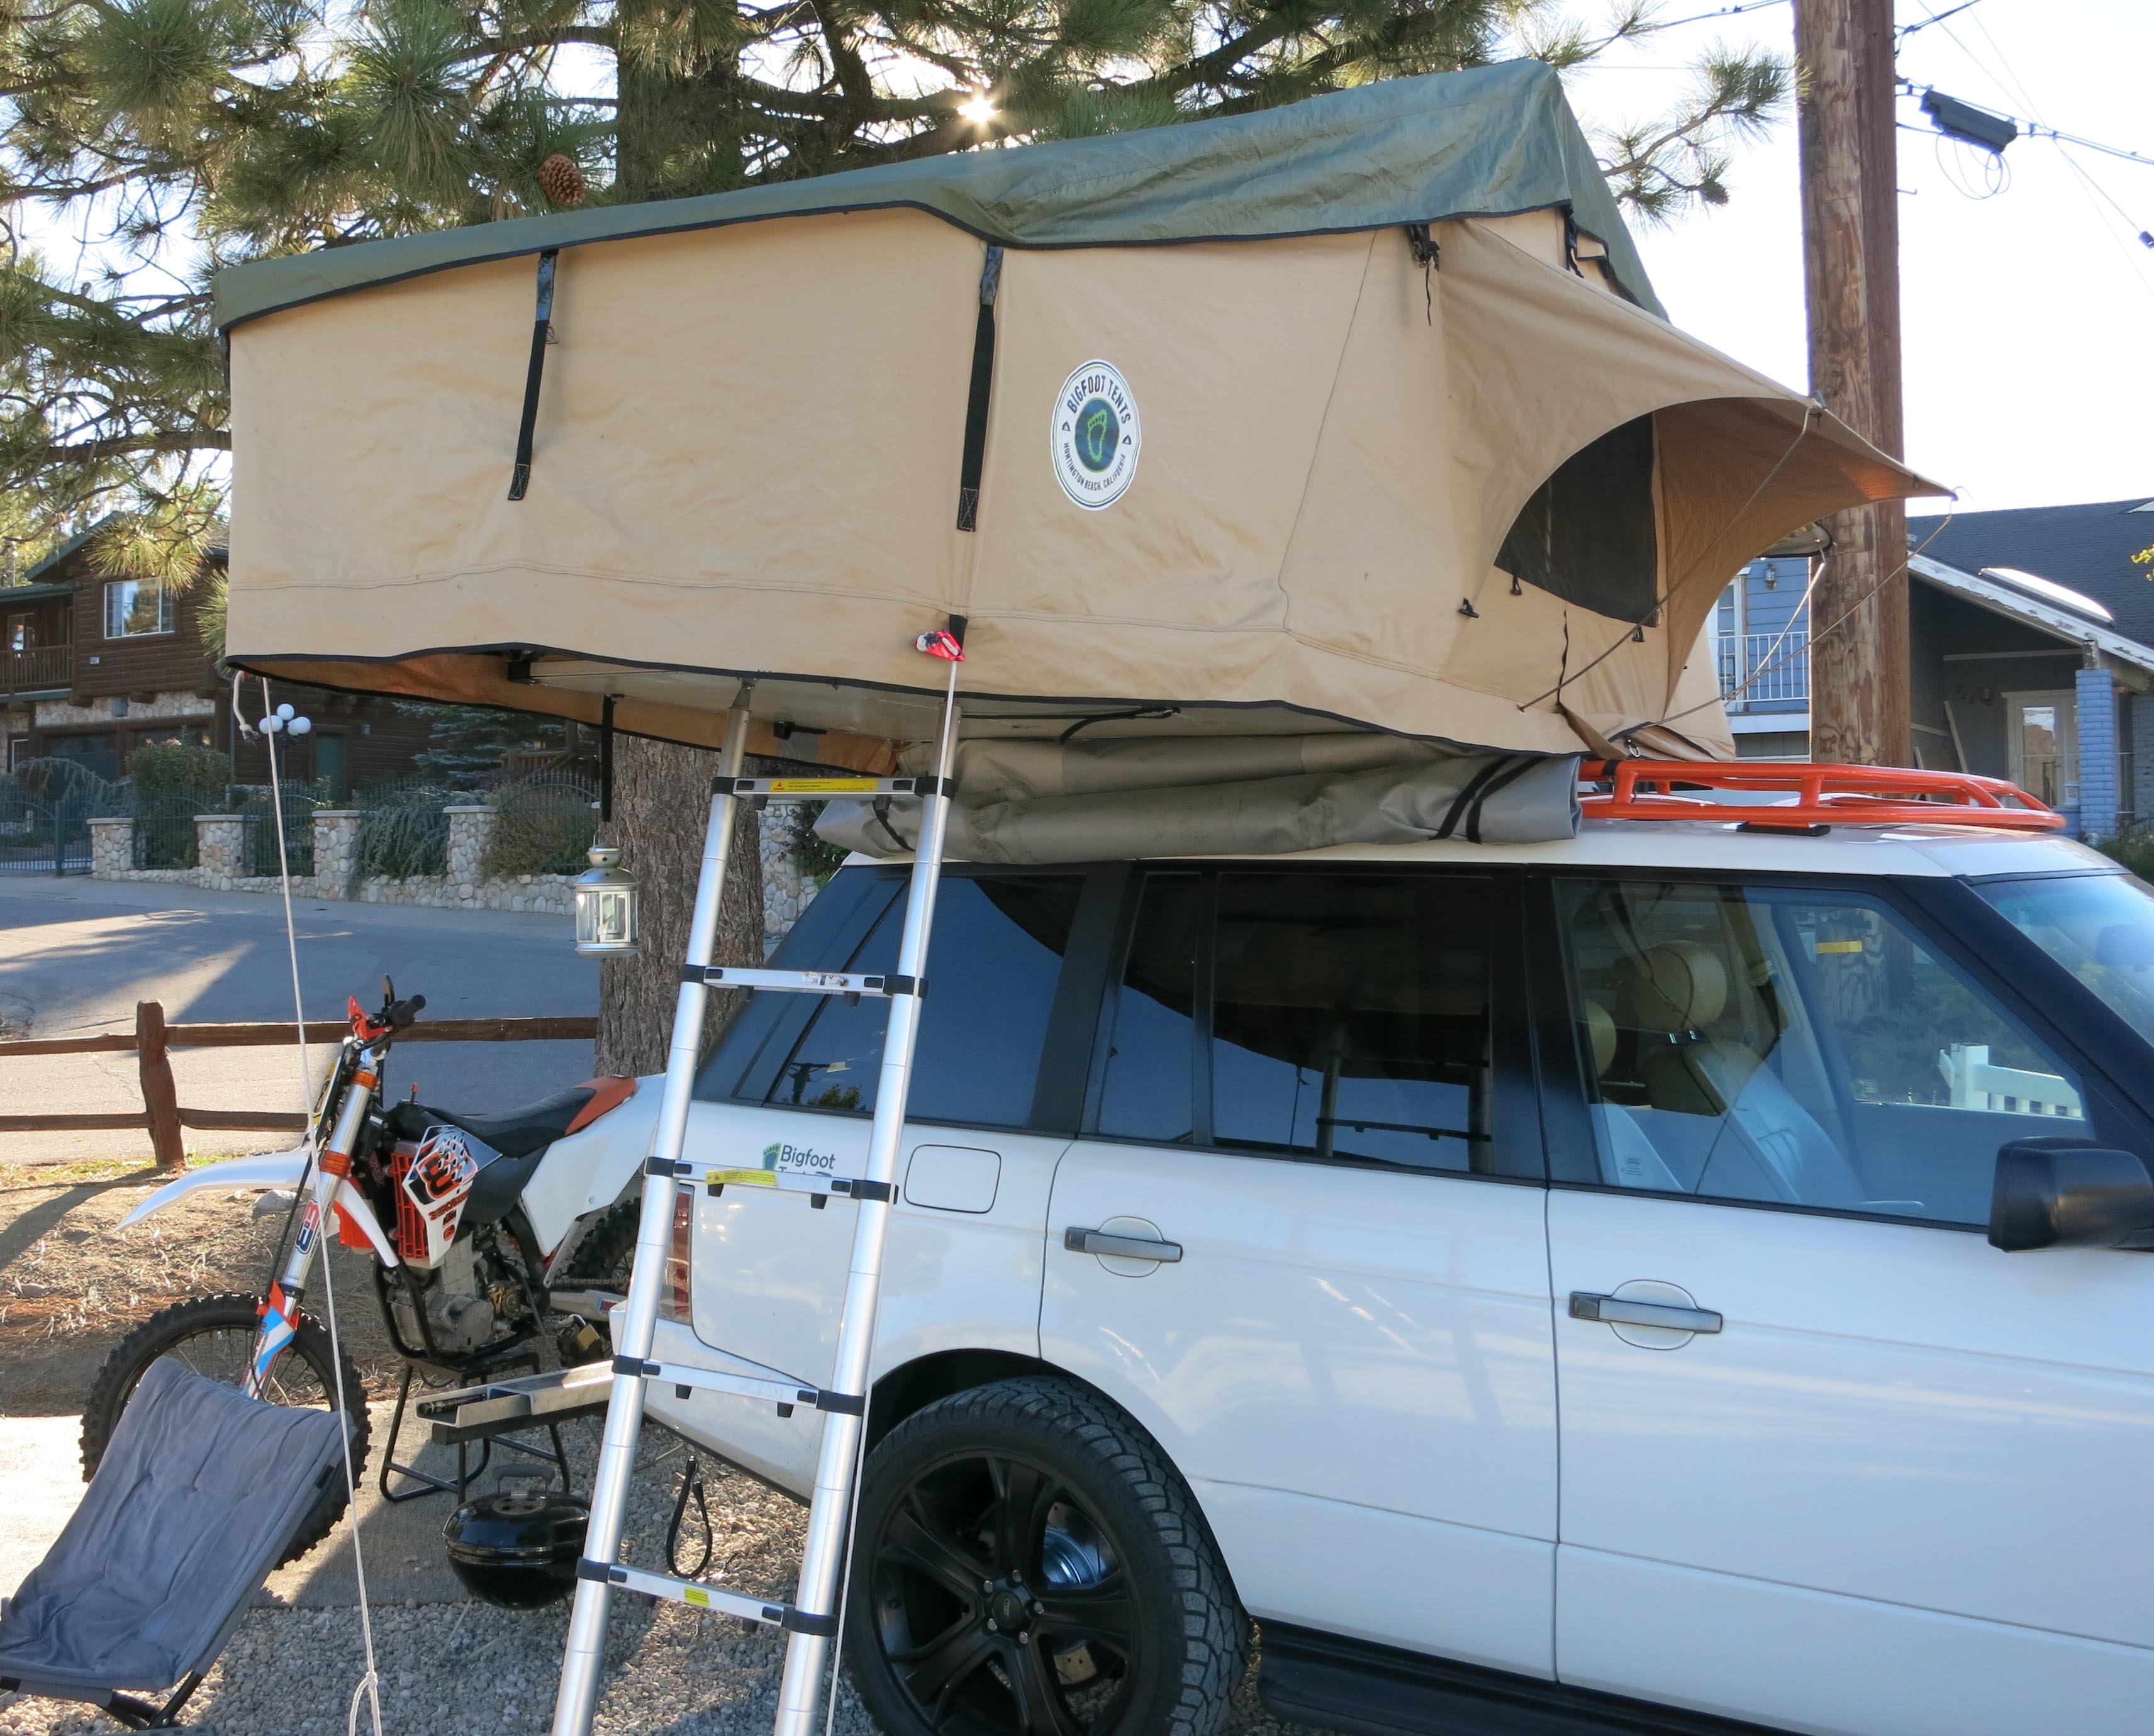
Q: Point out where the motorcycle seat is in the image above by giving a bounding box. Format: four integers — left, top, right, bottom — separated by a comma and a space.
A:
389, 1076, 636, 1161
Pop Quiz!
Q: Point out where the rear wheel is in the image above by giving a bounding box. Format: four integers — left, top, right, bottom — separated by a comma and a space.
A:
846, 1376, 1246, 1736
81, 1293, 370, 1564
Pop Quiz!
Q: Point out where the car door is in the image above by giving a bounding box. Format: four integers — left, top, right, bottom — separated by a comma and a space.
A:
1537, 872, 2154, 1736
1039, 865, 1559, 1677
647, 864, 1113, 1489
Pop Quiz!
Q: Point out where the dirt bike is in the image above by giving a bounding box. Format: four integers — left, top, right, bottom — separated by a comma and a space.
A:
81, 979, 657, 1561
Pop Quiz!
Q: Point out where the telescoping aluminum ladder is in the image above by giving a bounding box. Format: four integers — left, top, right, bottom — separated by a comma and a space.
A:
552, 627, 967, 1736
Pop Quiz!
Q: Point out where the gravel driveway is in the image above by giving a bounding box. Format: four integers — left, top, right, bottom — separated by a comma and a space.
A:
0, 1416, 1307, 1736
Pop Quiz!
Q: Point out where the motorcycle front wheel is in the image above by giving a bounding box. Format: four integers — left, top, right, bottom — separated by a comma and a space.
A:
81, 1293, 372, 1564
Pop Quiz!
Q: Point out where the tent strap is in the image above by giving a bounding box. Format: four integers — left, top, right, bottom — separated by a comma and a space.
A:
955, 244, 1005, 532
508, 248, 560, 502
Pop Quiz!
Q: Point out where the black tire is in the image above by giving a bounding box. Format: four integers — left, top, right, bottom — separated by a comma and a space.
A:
552, 1196, 640, 1291
845, 1376, 1247, 1736
81, 1293, 371, 1564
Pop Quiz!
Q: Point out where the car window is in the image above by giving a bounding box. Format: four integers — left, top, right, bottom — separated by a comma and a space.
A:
1096, 874, 1202, 1143
1973, 871, 2154, 1049
760, 873, 1085, 1128
1097, 869, 1493, 1172
1559, 879, 2089, 1227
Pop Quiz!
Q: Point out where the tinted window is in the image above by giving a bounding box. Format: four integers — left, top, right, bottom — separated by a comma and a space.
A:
1975, 872, 2154, 1049
1561, 879, 2090, 1226
1095, 870, 1493, 1172
1097, 875, 1201, 1143
763, 874, 1083, 1128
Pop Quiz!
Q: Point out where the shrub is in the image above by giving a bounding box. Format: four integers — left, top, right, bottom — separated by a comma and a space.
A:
126, 743, 229, 799
2096, 829, 2154, 882
353, 779, 454, 882
483, 774, 598, 877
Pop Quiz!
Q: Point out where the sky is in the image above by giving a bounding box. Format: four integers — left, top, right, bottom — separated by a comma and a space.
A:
1566, 0, 2154, 516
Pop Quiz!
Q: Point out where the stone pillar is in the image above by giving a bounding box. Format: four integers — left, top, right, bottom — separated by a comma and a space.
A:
313, 810, 362, 896
2074, 665, 2118, 841
87, 816, 133, 878
444, 804, 496, 903
195, 815, 247, 886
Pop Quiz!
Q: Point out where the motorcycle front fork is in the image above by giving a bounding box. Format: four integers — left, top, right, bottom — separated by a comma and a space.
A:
247, 1060, 377, 1399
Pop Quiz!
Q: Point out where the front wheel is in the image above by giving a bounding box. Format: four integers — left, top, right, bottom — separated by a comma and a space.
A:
845, 1377, 1247, 1736
81, 1293, 371, 1564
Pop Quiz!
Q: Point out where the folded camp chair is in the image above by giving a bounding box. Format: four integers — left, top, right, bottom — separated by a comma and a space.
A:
0, 1357, 348, 1729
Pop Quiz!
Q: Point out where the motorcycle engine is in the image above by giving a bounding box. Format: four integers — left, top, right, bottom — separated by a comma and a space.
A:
392, 1238, 497, 1355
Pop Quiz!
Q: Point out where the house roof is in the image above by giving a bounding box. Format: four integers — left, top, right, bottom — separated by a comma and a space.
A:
1907, 498, 2154, 648
214, 60, 1663, 332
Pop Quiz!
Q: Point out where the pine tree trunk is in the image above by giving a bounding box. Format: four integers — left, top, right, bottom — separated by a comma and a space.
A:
594, 737, 764, 1077
596, 13, 757, 1079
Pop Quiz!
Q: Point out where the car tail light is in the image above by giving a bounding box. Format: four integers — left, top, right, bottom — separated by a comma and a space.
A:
658, 1187, 693, 1322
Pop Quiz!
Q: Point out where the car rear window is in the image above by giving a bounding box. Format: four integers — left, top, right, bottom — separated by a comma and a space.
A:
755, 872, 1086, 1130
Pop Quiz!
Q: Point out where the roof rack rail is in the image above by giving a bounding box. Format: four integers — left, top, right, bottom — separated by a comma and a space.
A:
1579, 760, 2067, 833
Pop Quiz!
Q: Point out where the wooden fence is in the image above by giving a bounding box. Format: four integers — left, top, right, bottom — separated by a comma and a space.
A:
0, 1001, 599, 1169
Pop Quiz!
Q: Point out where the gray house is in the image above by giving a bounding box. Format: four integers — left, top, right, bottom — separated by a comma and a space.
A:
1714, 497, 2154, 838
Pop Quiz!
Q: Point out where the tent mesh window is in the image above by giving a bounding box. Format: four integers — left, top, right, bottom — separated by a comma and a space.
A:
1495, 414, 1658, 623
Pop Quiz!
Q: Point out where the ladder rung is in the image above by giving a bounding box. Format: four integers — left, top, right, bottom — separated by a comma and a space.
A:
612, 1355, 863, 1416
713, 775, 954, 801
581, 1562, 835, 1633
692, 965, 920, 998
647, 1157, 893, 1204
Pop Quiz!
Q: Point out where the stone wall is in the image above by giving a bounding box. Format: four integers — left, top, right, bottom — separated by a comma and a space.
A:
89, 798, 826, 934
761, 815, 819, 945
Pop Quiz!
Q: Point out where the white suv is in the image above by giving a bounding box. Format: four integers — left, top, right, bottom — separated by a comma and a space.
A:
559, 820, 2154, 1736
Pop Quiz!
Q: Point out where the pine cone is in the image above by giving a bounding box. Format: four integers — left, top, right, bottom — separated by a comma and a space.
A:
538, 153, 585, 208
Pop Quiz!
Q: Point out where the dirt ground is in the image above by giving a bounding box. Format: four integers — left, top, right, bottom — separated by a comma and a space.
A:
0, 1154, 403, 1418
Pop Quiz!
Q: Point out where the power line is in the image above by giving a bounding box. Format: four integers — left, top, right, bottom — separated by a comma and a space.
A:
1899, 80, 2154, 173
1896, 0, 1989, 42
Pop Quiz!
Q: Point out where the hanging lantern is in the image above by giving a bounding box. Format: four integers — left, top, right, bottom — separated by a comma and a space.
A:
573, 845, 640, 956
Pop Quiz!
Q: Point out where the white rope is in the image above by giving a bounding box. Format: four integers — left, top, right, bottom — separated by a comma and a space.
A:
255, 677, 384, 1736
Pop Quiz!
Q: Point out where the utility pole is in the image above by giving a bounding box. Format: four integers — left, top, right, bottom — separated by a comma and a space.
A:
1795, 0, 1911, 767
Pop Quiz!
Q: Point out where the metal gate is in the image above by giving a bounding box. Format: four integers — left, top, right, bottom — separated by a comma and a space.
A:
0, 761, 118, 874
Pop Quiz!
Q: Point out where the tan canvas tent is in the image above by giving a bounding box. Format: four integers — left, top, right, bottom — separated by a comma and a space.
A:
218, 60, 1939, 782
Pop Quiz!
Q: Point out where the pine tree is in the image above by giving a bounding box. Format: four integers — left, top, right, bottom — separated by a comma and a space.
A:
0, 0, 1794, 1067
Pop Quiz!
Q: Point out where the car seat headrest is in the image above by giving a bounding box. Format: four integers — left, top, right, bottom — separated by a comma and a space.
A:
1621, 942, 1729, 1033
1583, 998, 1618, 1076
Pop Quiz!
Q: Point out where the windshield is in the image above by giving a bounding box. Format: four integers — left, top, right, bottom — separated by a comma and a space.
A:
1974, 871, 2154, 1049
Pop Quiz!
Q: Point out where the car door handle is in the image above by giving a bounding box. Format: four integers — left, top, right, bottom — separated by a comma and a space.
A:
1064, 1227, 1183, 1263
1569, 1291, 1722, 1333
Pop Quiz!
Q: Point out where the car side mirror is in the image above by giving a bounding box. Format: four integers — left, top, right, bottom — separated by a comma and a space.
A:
1989, 1138, 2154, 1251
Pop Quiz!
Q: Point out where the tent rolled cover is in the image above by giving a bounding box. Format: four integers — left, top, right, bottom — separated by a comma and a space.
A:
218, 58, 1943, 787
820, 735, 1582, 860
0, 1357, 345, 1703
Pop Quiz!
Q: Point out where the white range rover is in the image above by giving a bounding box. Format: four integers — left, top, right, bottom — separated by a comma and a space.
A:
538, 814, 2154, 1736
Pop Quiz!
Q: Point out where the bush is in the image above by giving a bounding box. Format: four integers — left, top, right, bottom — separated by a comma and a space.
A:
483, 774, 598, 877
791, 804, 851, 886
126, 743, 229, 799
2096, 829, 2154, 881
353, 780, 454, 882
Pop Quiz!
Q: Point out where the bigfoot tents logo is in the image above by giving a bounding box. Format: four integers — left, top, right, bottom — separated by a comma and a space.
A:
1051, 360, 1141, 509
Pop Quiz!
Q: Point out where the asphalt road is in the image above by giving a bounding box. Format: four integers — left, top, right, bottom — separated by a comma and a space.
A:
0, 875, 603, 1163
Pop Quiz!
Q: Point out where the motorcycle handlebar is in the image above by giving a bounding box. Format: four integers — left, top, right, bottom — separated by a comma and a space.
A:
386, 993, 426, 1030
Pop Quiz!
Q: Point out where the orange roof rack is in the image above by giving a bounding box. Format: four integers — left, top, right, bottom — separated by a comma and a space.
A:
1580, 760, 2068, 833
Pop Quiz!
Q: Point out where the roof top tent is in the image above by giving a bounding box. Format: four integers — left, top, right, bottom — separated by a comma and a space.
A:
216, 59, 1939, 790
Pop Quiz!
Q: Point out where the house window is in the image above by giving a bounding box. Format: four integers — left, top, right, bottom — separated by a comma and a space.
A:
6, 613, 28, 652
103, 578, 172, 638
